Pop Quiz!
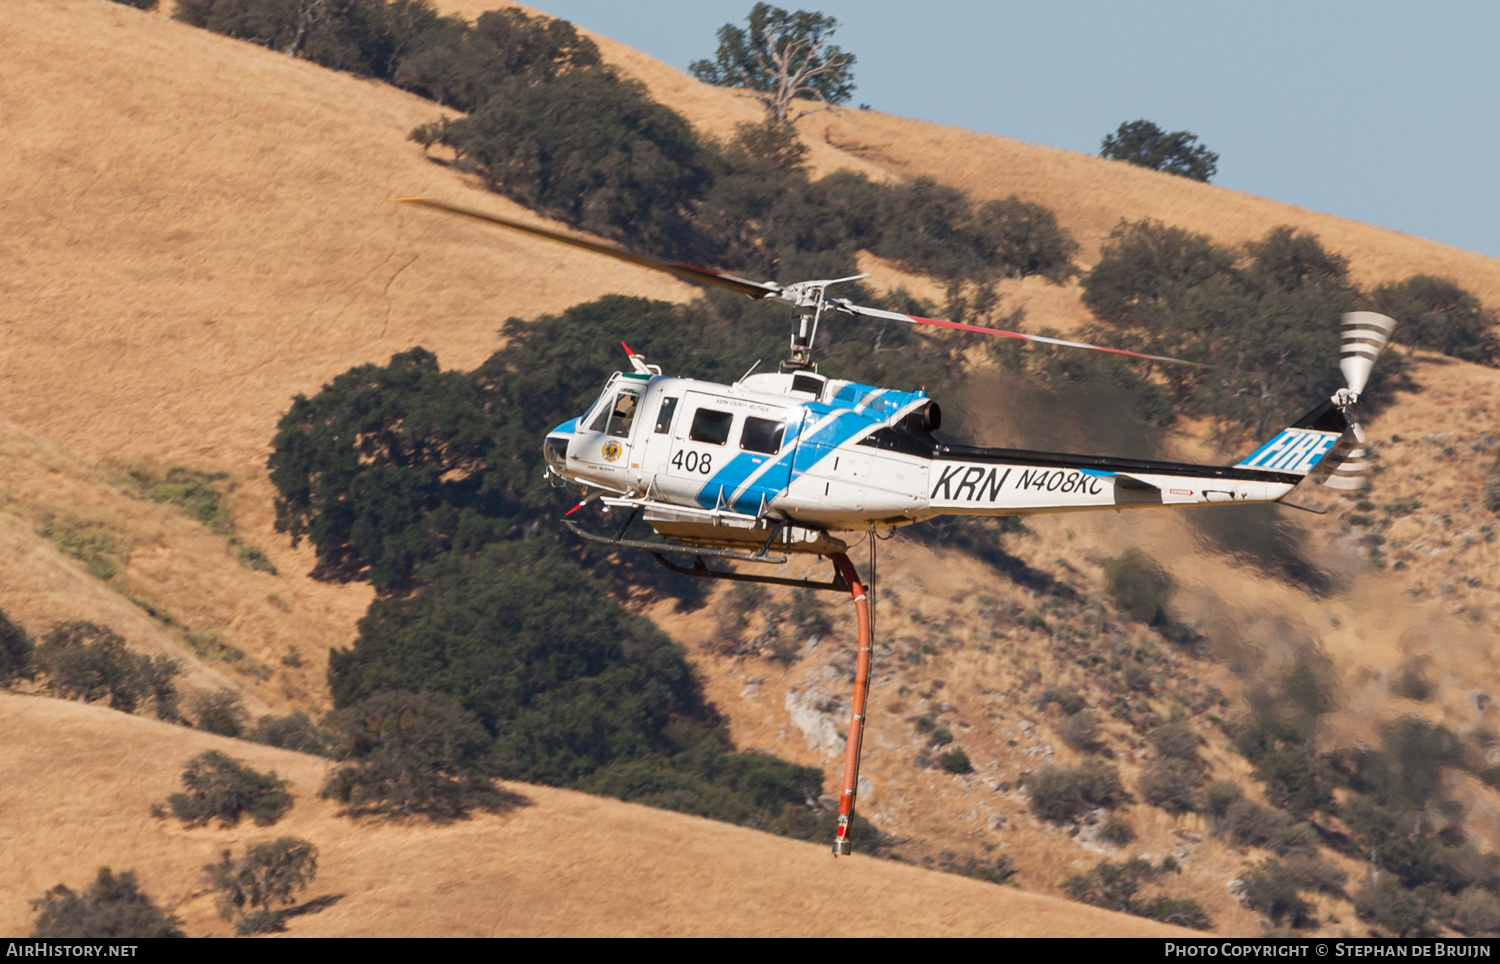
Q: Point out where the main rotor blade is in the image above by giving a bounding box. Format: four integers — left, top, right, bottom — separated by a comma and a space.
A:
830, 301, 1214, 369
395, 197, 785, 302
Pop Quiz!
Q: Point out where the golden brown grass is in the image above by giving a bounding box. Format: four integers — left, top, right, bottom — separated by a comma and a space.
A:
0, 691, 1189, 937
5, 0, 1500, 939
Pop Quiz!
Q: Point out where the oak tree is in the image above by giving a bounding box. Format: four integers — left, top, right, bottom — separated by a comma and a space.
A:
690, 4, 856, 124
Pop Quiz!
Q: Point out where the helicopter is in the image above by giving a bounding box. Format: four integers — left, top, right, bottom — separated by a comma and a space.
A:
399, 196, 1396, 855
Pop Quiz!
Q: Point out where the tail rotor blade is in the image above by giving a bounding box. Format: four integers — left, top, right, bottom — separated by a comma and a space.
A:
1339, 311, 1398, 398
1319, 421, 1373, 491
830, 301, 1213, 369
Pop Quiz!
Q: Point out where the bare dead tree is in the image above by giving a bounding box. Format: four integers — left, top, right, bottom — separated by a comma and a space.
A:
743, 22, 853, 124
285, 0, 330, 59
691, 5, 857, 126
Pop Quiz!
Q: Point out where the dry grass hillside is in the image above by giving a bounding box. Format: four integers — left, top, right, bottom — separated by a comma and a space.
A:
2, 0, 1498, 937
0, 691, 1185, 937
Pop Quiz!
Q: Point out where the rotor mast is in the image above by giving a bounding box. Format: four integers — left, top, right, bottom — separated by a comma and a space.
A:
780, 274, 868, 371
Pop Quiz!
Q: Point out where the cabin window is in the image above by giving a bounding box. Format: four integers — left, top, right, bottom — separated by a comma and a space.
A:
654, 396, 679, 434
740, 416, 784, 455
606, 390, 640, 438
688, 409, 733, 445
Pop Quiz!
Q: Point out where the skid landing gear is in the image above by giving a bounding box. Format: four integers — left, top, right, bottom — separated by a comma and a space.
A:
829, 545, 875, 857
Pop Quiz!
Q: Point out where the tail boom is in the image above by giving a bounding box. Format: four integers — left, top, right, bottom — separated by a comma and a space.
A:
862, 405, 1346, 523
915, 449, 1305, 520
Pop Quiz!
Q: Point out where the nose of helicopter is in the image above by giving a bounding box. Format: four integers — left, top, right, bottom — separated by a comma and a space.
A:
543, 418, 576, 476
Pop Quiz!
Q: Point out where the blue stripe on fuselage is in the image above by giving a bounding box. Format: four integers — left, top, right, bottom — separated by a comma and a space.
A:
692, 385, 928, 513
696, 412, 811, 511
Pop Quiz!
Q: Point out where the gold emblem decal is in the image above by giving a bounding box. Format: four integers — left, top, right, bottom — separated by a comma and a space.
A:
602, 440, 622, 463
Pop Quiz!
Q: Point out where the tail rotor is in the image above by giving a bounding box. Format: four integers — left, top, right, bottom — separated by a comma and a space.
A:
1320, 312, 1397, 491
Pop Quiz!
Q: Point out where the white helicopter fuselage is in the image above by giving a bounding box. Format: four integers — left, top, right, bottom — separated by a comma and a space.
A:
543, 367, 1341, 553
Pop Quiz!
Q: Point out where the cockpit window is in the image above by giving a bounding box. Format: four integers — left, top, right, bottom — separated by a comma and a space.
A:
606, 391, 639, 438
585, 396, 611, 433
740, 417, 784, 455
688, 409, 733, 445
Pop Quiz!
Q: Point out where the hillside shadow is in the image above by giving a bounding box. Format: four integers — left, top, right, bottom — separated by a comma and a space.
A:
1187, 504, 1340, 597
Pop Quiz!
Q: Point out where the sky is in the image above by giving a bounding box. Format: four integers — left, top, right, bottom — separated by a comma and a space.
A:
530, 1, 1500, 259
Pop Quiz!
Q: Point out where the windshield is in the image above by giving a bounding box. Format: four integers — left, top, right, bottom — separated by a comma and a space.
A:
606, 390, 640, 437
583, 380, 616, 433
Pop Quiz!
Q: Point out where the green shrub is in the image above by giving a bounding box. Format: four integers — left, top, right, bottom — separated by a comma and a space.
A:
1391, 657, 1435, 701
30, 868, 183, 938
251, 712, 328, 755
788, 592, 833, 639
328, 542, 705, 782
1452, 887, 1500, 937
1147, 720, 1202, 761
437, 71, 712, 256
0, 608, 34, 686
395, 7, 601, 112
1252, 746, 1335, 819
1037, 686, 1087, 715
1377, 717, 1466, 809
1083, 221, 1363, 436
1284, 853, 1349, 896
578, 748, 829, 841
1057, 710, 1104, 754
1063, 857, 1212, 929
1336, 794, 1498, 894
322, 691, 517, 819
1215, 798, 1317, 857
971, 196, 1080, 283
1104, 548, 1173, 625
167, 751, 293, 827
1203, 780, 1243, 818
206, 838, 318, 935
191, 688, 246, 737
1063, 857, 1155, 913
939, 852, 1018, 885
34, 622, 178, 719
1239, 858, 1315, 927
126, 466, 234, 535
1135, 895, 1213, 930
728, 119, 809, 173
1026, 761, 1127, 824
1139, 758, 1204, 814
1354, 877, 1443, 937
1098, 812, 1136, 845
1373, 274, 1499, 365
939, 747, 973, 774
1101, 120, 1217, 181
